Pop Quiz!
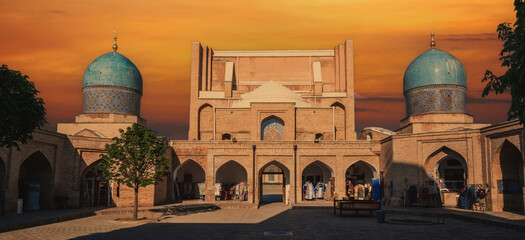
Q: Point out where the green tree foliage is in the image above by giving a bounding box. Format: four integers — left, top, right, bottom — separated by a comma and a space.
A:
482, 0, 525, 123
99, 123, 169, 220
0, 64, 46, 150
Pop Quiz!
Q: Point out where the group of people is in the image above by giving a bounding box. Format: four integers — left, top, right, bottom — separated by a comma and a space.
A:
346, 180, 373, 200
214, 182, 248, 201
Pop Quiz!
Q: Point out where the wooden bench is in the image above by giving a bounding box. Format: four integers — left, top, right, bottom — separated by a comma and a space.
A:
333, 199, 381, 216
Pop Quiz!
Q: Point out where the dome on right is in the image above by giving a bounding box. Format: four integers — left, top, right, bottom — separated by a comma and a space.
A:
403, 48, 466, 93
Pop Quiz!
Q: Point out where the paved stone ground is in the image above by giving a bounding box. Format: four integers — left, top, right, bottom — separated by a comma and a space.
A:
1, 203, 524, 240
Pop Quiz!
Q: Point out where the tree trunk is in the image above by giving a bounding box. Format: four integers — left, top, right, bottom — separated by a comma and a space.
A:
133, 187, 139, 221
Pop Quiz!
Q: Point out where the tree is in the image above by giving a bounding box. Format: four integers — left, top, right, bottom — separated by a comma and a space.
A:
0, 64, 46, 150
482, 0, 525, 123
99, 123, 169, 221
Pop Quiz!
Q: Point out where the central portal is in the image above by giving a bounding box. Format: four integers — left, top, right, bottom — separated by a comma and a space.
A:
259, 161, 290, 205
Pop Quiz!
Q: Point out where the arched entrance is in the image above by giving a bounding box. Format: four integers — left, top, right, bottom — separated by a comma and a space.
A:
259, 161, 290, 204
215, 161, 248, 201
436, 158, 467, 193
80, 160, 112, 207
301, 161, 334, 201
493, 141, 524, 213
345, 161, 378, 200
173, 160, 206, 201
18, 151, 52, 210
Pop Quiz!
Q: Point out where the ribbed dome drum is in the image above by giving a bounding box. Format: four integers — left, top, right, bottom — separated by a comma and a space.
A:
403, 48, 467, 117
82, 52, 143, 116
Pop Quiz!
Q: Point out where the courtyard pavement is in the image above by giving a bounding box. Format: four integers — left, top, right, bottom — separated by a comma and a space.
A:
0, 202, 524, 239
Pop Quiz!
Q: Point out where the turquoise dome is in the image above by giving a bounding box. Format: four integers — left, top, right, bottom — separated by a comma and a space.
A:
403, 49, 466, 92
82, 52, 142, 92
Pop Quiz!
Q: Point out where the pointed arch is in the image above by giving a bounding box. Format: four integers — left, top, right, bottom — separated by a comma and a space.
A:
425, 146, 468, 193
331, 102, 346, 140
198, 103, 214, 140
345, 160, 378, 182
261, 115, 285, 141
259, 160, 291, 204
173, 159, 206, 200
216, 160, 247, 184
18, 151, 53, 210
492, 140, 524, 212
80, 159, 112, 207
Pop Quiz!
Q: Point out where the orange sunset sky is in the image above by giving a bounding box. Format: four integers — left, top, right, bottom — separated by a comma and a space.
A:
0, 0, 518, 140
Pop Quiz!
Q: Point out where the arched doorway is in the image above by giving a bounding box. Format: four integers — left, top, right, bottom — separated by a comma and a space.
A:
301, 161, 334, 201
261, 116, 284, 140
80, 160, 112, 207
345, 161, 378, 200
173, 160, 206, 201
18, 151, 52, 210
494, 141, 524, 213
425, 147, 468, 207
215, 161, 248, 201
259, 161, 290, 204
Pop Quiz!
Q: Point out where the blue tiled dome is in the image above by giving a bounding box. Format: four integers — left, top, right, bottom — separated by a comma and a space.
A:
403, 49, 466, 92
83, 52, 142, 92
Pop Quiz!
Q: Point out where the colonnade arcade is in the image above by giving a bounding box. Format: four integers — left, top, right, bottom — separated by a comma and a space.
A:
172, 157, 379, 205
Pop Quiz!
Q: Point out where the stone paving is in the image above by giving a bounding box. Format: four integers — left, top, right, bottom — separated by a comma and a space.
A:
1, 203, 524, 240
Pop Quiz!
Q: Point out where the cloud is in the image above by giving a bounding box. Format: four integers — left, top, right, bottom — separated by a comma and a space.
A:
440, 33, 498, 42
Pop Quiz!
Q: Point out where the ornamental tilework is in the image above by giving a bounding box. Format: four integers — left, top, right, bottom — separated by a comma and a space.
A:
261, 118, 284, 140
405, 84, 465, 116
83, 85, 141, 116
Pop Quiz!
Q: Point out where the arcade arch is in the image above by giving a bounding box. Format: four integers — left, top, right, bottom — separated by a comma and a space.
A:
259, 161, 290, 204
301, 161, 334, 201
493, 140, 524, 213
215, 161, 248, 201
173, 160, 206, 200
80, 160, 112, 207
345, 161, 378, 200
18, 151, 52, 210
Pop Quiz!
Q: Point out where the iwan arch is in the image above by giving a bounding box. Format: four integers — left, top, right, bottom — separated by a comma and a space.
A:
0, 36, 523, 214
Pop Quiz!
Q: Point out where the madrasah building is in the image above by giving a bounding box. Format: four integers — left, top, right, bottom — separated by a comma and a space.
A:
0, 33, 523, 214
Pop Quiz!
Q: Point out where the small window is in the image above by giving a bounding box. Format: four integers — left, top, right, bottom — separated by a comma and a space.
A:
222, 133, 231, 140
268, 174, 275, 181
366, 133, 373, 141
315, 133, 323, 142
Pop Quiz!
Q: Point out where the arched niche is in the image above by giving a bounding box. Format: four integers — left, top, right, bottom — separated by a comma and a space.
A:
80, 160, 112, 207
173, 160, 206, 200
331, 102, 346, 140
215, 160, 248, 201
261, 116, 284, 140
18, 151, 53, 210
493, 140, 524, 213
198, 104, 214, 140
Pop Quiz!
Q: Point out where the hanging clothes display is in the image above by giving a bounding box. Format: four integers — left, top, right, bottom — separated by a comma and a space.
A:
304, 181, 315, 200
315, 182, 326, 199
